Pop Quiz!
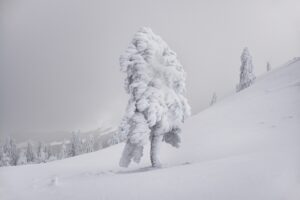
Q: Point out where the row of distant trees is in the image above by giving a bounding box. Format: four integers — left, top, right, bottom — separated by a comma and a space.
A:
209, 48, 273, 106
0, 132, 103, 167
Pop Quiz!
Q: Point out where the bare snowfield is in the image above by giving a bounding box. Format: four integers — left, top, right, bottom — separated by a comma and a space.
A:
1, 60, 300, 200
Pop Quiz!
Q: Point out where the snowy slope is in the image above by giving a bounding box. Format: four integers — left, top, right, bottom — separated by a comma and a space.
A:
1, 60, 300, 200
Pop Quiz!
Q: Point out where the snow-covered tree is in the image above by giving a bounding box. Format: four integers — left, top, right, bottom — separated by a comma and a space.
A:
108, 127, 127, 146
83, 135, 95, 153
17, 150, 27, 165
210, 92, 217, 106
0, 149, 10, 167
0, 145, 3, 166
2, 137, 19, 166
25, 142, 36, 163
236, 47, 256, 92
44, 144, 57, 161
107, 133, 119, 146
266, 62, 271, 72
59, 140, 68, 159
44, 144, 50, 160
37, 141, 47, 163
0, 144, 10, 167
70, 132, 82, 156
118, 27, 191, 168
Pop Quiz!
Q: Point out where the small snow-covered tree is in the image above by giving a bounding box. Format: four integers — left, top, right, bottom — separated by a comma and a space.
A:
266, 62, 271, 72
83, 135, 95, 153
59, 140, 68, 159
44, 144, 57, 161
0, 145, 9, 167
17, 150, 27, 165
236, 47, 256, 92
210, 92, 217, 106
25, 142, 36, 163
0, 150, 10, 167
107, 133, 119, 146
118, 27, 191, 168
108, 127, 127, 146
44, 144, 50, 160
3, 137, 18, 166
70, 132, 82, 156
0, 145, 3, 166
37, 141, 47, 163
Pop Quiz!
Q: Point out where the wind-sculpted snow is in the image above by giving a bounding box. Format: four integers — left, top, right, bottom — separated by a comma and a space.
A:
0, 60, 300, 200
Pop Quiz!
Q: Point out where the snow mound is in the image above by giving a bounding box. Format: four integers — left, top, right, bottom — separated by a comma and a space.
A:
1, 60, 300, 200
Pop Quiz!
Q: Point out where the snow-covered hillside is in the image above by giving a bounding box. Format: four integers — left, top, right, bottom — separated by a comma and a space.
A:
1, 60, 300, 200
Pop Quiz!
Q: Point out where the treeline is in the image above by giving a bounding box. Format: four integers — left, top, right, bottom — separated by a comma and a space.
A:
0, 132, 113, 167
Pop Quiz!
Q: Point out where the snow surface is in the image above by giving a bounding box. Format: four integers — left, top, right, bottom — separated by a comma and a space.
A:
1, 60, 300, 200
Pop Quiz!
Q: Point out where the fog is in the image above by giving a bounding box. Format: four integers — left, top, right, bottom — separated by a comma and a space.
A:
0, 0, 299, 142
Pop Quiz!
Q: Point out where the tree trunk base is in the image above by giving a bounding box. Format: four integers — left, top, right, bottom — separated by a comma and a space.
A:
150, 134, 163, 168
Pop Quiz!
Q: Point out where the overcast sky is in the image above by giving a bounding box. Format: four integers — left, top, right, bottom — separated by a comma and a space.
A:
1, 0, 299, 142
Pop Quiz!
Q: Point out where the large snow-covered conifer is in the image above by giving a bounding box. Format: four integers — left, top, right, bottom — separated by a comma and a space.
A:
236, 47, 256, 92
118, 27, 191, 167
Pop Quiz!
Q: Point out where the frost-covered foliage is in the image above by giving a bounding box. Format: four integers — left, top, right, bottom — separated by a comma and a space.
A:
267, 62, 271, 72
2, 137, 19, 166
83, 135, 95, 153
0, 145, 3, 165
118, 27, 191, 167
210, 92, 217, 106
0, 138, 19, 166
0, 133, 104, 167
59, 140, 68, 159
0, 144, 10, 166
25, 142, 36, 163
236, 47, 256, 92
107, 133, 120, 146
70, 132, 83, 156
37, 141, 47, 163
45, 144, 57, 161
108, 121, 130, 146
17, 150, 27, 165
0, 134, 102, 167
